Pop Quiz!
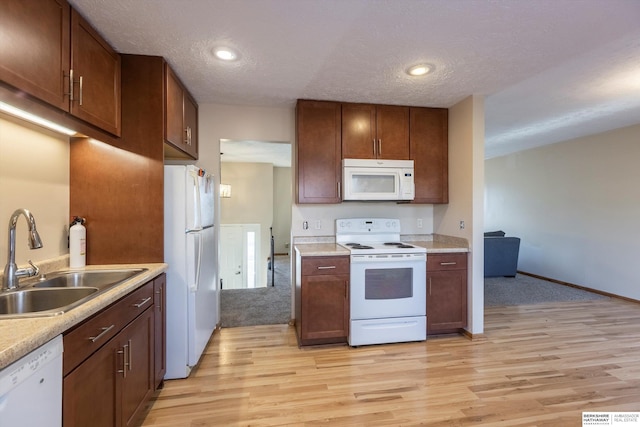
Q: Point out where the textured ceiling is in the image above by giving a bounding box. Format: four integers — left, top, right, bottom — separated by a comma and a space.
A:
67, 0, 640, 159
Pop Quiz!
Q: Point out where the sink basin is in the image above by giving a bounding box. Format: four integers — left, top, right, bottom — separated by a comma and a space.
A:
32, 268, 147, 290
0, 288, 99, 317
0, 268, 148, 318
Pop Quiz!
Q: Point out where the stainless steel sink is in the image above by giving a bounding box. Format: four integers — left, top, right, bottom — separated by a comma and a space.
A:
32, 268, 146, 290
0, 288, 99, 317
0, 268, 147, 318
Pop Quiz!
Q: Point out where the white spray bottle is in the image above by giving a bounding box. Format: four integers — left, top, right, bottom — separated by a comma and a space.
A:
69, 216, 86, 268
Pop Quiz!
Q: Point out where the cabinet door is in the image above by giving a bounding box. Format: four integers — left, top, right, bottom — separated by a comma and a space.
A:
342, 103, 376, 159
153, 274, 166, 389
427, 269, 467, 334
165, 65, 184, 150
183, 91, 199, 159
63, 335, 118, 427
296, 100, 342, 203
300, 274, 349, 343
0, 0, 70, 111
376, 105, 410, 159
70, 9, 121, 136
117, 308, 154, 427
410, 107, 448, 203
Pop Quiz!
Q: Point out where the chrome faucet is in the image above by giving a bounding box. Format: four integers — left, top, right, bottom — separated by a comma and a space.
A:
2, 208, 43, 291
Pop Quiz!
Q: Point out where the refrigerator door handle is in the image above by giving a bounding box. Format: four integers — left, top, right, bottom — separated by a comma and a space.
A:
189, 169, 203, 229
190, 232, 203, 293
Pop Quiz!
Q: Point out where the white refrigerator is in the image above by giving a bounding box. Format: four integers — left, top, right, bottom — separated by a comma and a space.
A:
164, 165, 218, 379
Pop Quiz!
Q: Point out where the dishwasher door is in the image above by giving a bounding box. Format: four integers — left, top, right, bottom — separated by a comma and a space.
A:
0, 335, 63, 427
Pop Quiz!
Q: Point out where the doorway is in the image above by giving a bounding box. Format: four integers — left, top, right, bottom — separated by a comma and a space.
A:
219, 224, 260, 289
219, 139, 292, 326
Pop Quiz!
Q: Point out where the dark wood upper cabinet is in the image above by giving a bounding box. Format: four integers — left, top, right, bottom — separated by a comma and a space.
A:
70, 8, 121, 136
165, 64, 198, 159
410, 107, 449, 204
0, 0, 70, 111
296, 100, 342, 204
342, 103, 409, 160
0, 0, 121, 136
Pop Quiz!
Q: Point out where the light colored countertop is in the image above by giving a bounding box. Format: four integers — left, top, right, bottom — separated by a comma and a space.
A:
412, 241, 469, 253
0, 263, 167, 370
294, 243, 350, 257
294, 238, 469, 257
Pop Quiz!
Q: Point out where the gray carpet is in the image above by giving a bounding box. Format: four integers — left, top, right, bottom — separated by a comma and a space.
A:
485, 273, 608, 306
220, 255, 291, 327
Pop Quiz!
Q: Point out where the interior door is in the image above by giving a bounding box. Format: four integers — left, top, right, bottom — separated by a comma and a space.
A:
220, 225, 244, 289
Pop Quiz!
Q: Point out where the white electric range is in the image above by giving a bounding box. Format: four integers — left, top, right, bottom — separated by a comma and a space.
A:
336, 218, 427, 346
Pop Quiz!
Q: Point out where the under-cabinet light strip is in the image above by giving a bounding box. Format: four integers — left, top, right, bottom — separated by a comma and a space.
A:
0, 101, 77, 136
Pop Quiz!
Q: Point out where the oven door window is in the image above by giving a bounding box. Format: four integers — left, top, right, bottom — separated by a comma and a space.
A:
364, 268, 413, 299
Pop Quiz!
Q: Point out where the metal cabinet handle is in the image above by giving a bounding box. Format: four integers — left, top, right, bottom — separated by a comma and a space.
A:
88, 324, 115, 343
317, 266, 336, 270
378, 139, 382, 157
127, 339, 133, 371
155, 288, 163, 312
337, 181, 341, 199
133, 296, 152, 308
372, 139, 376, 157
429, 277, 432, 296
185, 127, 192, 145
117, 344, 128, 378
440, 262, 457, 266
78, 75, 83, 106
66, 70, 74, 100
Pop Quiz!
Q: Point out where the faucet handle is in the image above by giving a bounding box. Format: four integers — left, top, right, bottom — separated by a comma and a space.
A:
27, 260, 40, 277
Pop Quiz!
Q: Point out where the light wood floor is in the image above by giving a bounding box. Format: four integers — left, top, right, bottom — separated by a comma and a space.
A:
141, 298, 640, 426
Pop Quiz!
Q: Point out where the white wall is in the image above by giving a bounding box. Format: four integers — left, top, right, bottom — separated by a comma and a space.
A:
434, 95, 485, 335
485, 123, 640, 300
273, 167, 292, 254
0, 115, 70, 265
198, 103, 295, 293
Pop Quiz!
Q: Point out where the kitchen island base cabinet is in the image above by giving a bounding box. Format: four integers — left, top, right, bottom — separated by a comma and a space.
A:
62, 275, 164, 427
426, 253, 468, 335
296, 256, 349, 346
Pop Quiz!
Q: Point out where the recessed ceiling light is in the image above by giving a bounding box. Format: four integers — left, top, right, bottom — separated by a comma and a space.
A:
406, 64, 433, 76
213, 47, 238, 61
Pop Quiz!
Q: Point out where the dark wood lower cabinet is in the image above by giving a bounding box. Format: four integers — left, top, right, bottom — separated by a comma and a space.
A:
117, 309, 154, 427
63, 276, 164, 427
63, 335, 118, 427
426, 253, 468, 335
296, 255, 350, 345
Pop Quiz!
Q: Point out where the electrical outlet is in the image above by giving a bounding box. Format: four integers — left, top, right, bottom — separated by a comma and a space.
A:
417, 218, 423, 228
459, 220, 465, 230
315, 220, 321, 230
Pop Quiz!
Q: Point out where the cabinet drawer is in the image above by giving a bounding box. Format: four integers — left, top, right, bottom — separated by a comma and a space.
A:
427, 253, 467, 271
302, 256, 350, 276
63, 280, 154, 375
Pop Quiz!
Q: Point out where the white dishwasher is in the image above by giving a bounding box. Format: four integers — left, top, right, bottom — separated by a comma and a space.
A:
0, 335, 63, 427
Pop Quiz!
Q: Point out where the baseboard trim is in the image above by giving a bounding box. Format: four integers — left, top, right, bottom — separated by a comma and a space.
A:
517, 270, 640, 305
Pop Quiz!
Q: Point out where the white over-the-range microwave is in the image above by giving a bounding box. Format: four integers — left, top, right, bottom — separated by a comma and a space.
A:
342, 158, 415, 201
